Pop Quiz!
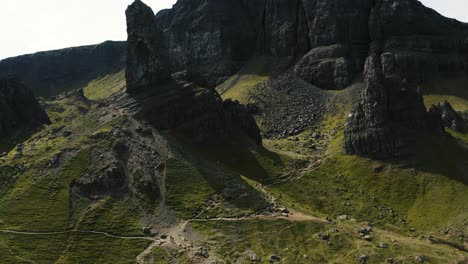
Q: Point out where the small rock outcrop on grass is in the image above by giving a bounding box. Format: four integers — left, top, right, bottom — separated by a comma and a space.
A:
430, 101, 467, 132
344, 49, 445, 156
125, 0, 262, 144
0, 76, 50, 140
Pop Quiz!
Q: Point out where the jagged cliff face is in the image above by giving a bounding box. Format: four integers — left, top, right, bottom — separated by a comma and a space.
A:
125, 0, 262, 144
0, 76, 50, 141
125, 0, 171, 93
154, 0, 468, 90
343, 49, 445, 156
0, 41, 126, 98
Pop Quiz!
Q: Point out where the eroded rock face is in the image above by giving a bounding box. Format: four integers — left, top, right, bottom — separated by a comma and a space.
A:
0, 76, 50, 140
150, 0, 468, 90
344, 50, 444, 156
126, 1, 262, 144
126, 0, 171, 93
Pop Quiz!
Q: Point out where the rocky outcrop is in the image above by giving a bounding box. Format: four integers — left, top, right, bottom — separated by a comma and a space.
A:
126, 1, 262, 144
430, 101, 467, 132
126, 0, 171, 93
150, 0, 468, 90
0, 76, 50, 140
344, 50, 445, 156
293, 45, 352, 90
70, 163, 127, 199
0, 41, 126, 98
134, 79, 262, 144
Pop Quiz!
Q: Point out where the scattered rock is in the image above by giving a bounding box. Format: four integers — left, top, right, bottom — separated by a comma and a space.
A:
247, 251, 258, 262
63, 130, 73, 137
48, 154, 60, 168
416, 255, 427, 263
318, 233, 330, 241
359, 254, 368, 263
337, 215, 348, 221
269, 255, 280, 263
378, 242, 388, 249
196, 248, 210, 258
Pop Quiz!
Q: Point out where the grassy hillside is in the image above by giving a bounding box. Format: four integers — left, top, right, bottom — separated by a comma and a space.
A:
0, 72, 467, 263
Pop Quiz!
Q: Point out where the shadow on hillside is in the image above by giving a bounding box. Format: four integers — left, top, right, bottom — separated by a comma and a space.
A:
423, 76, 468, 101
380, 133, 468, 185
167, 134, 287, 211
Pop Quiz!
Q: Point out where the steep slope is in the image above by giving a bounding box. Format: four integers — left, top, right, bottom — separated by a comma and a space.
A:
0, 41, 126, 98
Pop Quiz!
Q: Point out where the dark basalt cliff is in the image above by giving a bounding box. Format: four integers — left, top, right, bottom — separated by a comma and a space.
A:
0, 76, 50, 141
155, 0, 468, 90
0, 41, 126, 98
126, 0, 261, 144
126, 0, 468, 155
343, 48, 445, 156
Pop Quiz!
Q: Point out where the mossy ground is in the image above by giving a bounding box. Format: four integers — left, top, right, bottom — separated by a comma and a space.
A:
217, 57, 281, 104
191, 219, 465, 264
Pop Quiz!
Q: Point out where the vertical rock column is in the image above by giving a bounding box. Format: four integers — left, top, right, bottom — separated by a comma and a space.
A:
126, 0, 171, 93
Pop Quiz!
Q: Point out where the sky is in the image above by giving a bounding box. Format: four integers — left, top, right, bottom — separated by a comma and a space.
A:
0, 0, 466, 60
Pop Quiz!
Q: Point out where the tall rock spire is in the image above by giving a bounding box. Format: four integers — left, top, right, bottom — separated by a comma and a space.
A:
125, 0, 171, 93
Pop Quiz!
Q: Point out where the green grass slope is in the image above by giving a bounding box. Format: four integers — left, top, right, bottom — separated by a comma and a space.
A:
0, 71, 467, 263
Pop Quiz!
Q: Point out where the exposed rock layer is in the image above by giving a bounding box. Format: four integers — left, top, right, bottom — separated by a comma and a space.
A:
0, 76, 50, 140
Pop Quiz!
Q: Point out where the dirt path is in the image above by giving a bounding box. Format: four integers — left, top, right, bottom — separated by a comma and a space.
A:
0, 229, 154, 241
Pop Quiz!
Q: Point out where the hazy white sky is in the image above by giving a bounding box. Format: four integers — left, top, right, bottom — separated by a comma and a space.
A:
0, 0, 466, 60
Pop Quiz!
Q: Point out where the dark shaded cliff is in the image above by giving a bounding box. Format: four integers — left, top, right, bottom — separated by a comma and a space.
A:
0, 41, 126, 98
154, 0, 468, 90
0, 76, 50, 147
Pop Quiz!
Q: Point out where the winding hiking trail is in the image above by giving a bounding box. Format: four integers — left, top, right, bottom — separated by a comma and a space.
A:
0, 229, 155, 240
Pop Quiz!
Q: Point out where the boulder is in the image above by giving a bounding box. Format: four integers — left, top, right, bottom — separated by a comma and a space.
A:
294, 45, 352, 90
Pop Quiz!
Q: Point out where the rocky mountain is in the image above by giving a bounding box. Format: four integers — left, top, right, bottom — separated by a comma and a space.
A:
126, 0, 261, 144
154, 0, 468, 90
0, 41, 126, 97
0, 76, 50, 148
0, 0, 467, 263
